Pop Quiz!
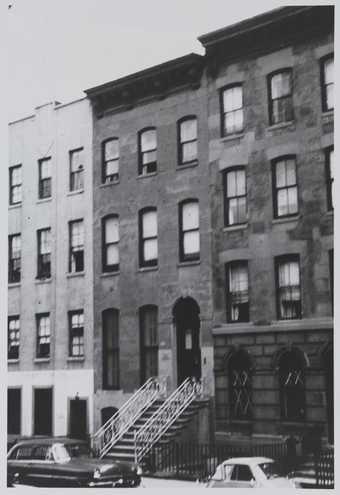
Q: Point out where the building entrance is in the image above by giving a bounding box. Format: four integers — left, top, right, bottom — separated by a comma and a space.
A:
34, 388, 53, 435
69, 398, 87, 439
323, 346, 333, 444
173, 297, 201, 386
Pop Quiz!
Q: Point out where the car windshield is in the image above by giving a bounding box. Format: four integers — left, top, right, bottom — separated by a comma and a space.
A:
259, 462, 281, 479
64, 443, 94, 459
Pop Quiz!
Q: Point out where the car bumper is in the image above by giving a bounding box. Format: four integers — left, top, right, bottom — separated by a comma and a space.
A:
88, 477, 141, 488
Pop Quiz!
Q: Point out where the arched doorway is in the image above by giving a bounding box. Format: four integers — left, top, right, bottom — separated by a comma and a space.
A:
323, 345, 333, 444
173, 297, 201, 385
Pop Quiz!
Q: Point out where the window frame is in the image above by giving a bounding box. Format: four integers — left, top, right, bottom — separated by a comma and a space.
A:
8, 233, 21, 283
220, 83, 244, 137
68, 310, 84, 357
325, 146, 334, 211
102, 138, 119, 184
320, 53, 334, 112
37, 228, 51, 280
267, 69, 294, 126
139, 305, 159, 384
102, 308, 120, 390
8, 315, 20, 360
179, 199, 200, 262
69, 147, 84, 192
272, 155, 299, 219
38, 157, 52, 200
68, 219, 84, 273
138, 127, 157, 176
102, 215, 119, 273
177, 116, 198, 165
9, 165, 22, 205
275, 254, 302, 320
36, 313, 51, 359
223, 167, 247, 227
225, 260, 249, 323
139, 207, 158, 268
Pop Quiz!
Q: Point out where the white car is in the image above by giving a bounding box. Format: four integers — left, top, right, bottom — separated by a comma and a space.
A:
206, 456, 297, 489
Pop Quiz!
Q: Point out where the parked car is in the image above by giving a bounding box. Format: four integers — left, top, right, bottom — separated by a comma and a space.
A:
206, 457, 297, 489
7, 437, 142, 488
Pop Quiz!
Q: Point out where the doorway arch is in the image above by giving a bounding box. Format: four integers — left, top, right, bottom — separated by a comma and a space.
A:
173, 296, 201, 386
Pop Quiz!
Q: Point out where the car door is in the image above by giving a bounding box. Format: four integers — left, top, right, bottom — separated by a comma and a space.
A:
25, 445, 54, 486
227, 464, 256, 488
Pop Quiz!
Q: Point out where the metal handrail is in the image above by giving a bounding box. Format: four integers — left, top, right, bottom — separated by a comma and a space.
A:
134, 377, 203, 463
92, 376, 167, 458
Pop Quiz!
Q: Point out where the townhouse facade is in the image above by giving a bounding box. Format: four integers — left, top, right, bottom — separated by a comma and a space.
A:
8, 6, 334, 448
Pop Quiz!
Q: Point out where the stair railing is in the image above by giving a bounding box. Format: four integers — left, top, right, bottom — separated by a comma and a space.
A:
92, 376, 168, 458
134, 376, 203, 463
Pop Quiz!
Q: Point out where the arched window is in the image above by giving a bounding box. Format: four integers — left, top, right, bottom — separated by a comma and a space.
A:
179, 199, 200, 262
278, 349, 305, 421
139, 305, 158, 384
102, 215, 119, 272
220, 84, 244, 136
178, 116, 198, 165
102, 138, 119, 184
267, 69, 293, 125
102, 309, 119, 390
228, 350, 252, 420
138, 128, 157, 175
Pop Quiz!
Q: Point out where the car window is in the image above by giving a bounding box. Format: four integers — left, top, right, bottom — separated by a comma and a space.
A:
259, 462, 281, 479
224, 465, 234, 480
64, 443, 92, 458
15, 446, 34, 460
231, 464, 253, 481
31, 445, 50, 460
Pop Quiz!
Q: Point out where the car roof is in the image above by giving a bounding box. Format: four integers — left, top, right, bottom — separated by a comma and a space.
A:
10, 437, 87, 447
223, 457, 274, 465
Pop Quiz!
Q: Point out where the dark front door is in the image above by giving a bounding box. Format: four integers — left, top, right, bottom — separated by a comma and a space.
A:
34, 388, 53, 435
69, 398, 87, 439
324, 350, 334, 443
8, 388, 21, 435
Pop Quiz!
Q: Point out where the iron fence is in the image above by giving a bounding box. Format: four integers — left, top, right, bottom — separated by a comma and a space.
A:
315, 451, 334, 489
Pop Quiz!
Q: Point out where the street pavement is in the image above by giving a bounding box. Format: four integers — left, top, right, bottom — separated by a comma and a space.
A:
140, 476, 203, 488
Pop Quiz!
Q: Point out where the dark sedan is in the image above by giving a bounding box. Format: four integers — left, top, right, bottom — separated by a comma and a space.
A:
7, 437, 142, 488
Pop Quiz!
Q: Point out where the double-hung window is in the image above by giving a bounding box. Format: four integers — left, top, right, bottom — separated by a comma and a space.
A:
36, 313, 51, 358
178, 117, 198, 165
138, 128, 157, 175
179, 200, 200, 262
102, 215, 119, 272
272, 156, 298, 218
321, 54, 334, 112
102, 309, 119, 389
102, 138, 119, 183
268, 70, 293, 125
325, 147, 334, 210
8, 234, 21, 283
38, 157, 52, 199
69, 148, 84, 192
37, 228, 51, 279
221, 84, 244, 136
69, 310, 84, 357
140, 305, 158, 383
8, 316, 20, 360
9, 165, 22, 205
69, 220, 84, 273
276, 255, 301, 320
226, 261, 249, 323
224, 168, 247, 226
139, 208, 158, 267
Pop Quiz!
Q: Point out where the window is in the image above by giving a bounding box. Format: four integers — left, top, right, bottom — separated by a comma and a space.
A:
179, 200, 200, 262
325, 147, 334, 210
224, 168, 247, 226
228, 350, 252, 420
221, 84, 244, 136
230, 465, 254, 482
276, 255, 301, 320
8, 234, 21, 283
69, 148, 84, 191
138, 128, 157, 175
329, 249, 333, 313
38, 157, 52, 199
69, 310, 84, 357
102, 138, 119, 183
268, 70, 293, 125
178, 117, 198, 164
279, 350, 305, 421
272, 156, 298, 218
226, 261, 249, 323
139, 208, 158, 267
103, 309, 119, 389
69, 220, 84, 273
8, 316, 20, 360
36, 314, 51, 358
321, 54, 334, 112
37, 228, 51, 279
9, 165, 22, 205
140, 306, 158, 383
102, 215, 119, 272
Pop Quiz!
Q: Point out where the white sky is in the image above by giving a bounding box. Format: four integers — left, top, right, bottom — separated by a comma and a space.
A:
7, 0, 289, 121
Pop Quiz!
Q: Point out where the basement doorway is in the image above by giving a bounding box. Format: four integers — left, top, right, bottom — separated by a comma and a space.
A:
69, 398, 88, 439
173, 296, 201, 386
323, 346, 334, 444
34, 388, 53, 435
8, 388, 21, 435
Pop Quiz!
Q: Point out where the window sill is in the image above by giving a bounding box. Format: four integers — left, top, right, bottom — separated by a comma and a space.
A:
101, 271, 120, 278
9, 203, 22, 210
8, 282, 21, 288
322, 109, 334, 119
266, 120, 295, 132
34, 358, 50, 363
67, 356, 85, 362
177, 160, 198, 170
220, 132, 244, 143
67, 271, 85, 278
272, 215, 300, 225
35, 278, 52, 284
138, 265, 159, 273
223, 223, 248, 232
37, 197, 52, 204
8, 359, 19, 364
137, 172, 157, 180
178, 259, 200, 268
100, 180, 120, 189
67, 189, 84, 197
325, 209, 334, 217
